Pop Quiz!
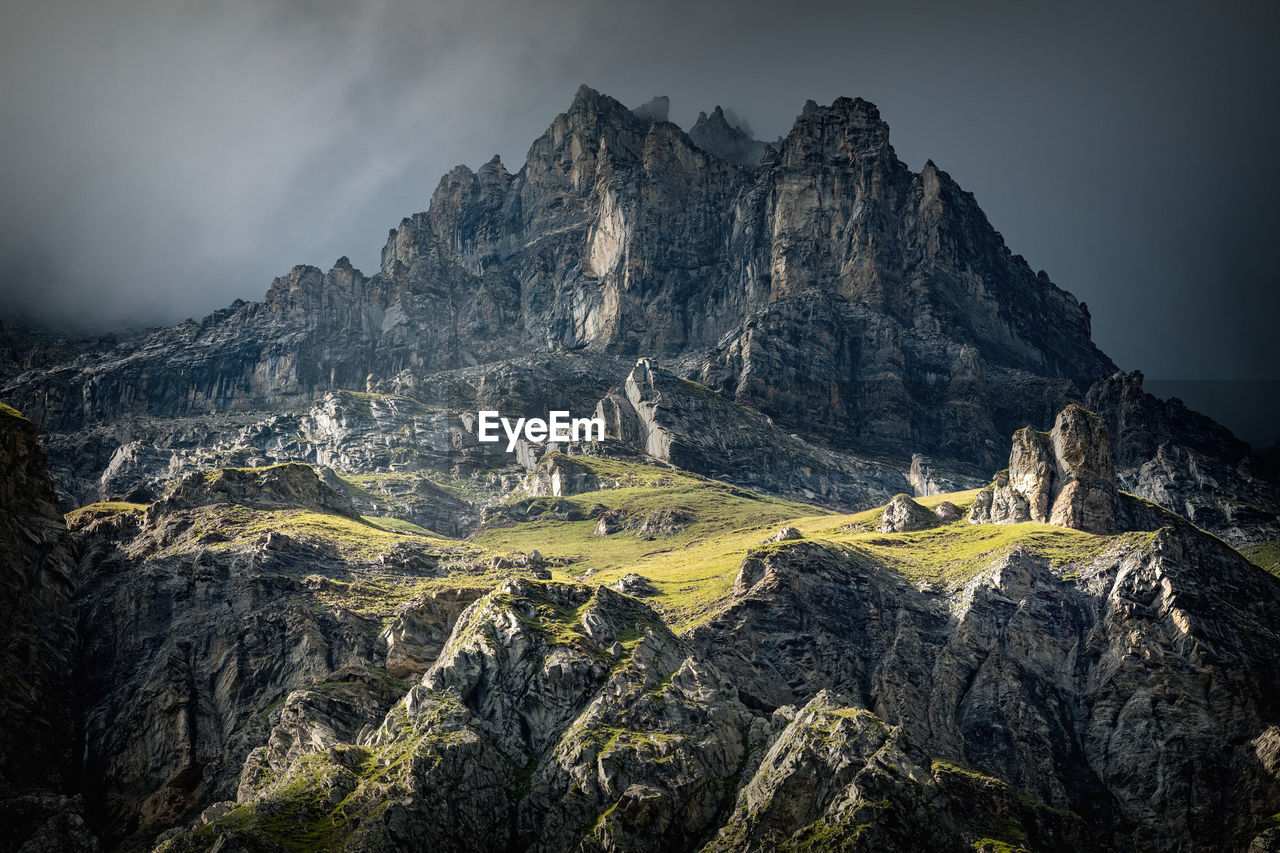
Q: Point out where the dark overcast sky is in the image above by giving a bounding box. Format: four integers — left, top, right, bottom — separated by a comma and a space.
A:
2, 0, 1278, 441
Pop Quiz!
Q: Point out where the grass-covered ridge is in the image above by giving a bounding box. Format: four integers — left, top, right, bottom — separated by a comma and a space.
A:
1243, 539, 1280, 579
164, 504, 462, 559
471, 458, 1140, 630
0, 401, 29, 422
71, 456, 1159, 633
68, 478, 508, 626
474, 456, 822, 629
65, 501, 147, 525
838, 522, 1149, 587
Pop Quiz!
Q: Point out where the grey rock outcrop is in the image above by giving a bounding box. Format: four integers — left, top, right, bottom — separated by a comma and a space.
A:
1049, 404, 1118, 531
609, 573, 657, 597
910, 453, 985, 498
381, 588, 489, 679
1087, 370, 1280, 546
591, 506, 690, 540
524, 453, 599, 497
970, 405, 1117, 533
932, 500, 962, 522
688, 105, 767, 167
146, 462, 361, 522
706, 691, 1103, 853
879, 493, 940, 533
596, 358, 910, 509
687, 527, 1280, 852
762, 526, 803, 543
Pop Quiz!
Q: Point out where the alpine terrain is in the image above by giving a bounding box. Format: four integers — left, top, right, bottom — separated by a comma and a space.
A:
1, 87, 1278, 852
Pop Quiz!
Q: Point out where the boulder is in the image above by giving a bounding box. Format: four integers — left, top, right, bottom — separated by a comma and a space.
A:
970, 405, 1116, 533
880, 494, 939, 533
762, 526, 804, 543
932, 501, 962, 523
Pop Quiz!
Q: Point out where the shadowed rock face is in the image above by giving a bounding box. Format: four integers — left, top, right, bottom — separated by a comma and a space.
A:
595, 358, 914, 509
688, 106, 768, 167
932, 500, 961, 522
971, 404, 1117, 533
0, 406, 96, 850
1086, 370, 1280, 546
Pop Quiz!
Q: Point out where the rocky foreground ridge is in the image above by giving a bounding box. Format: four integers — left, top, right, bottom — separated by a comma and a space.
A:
0, 86, 1279, 851
0, 396, 1278, 852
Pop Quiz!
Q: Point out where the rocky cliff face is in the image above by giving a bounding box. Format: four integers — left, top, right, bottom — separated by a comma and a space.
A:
1086, 370, 1280, 546
1, 86, 1272, 548
0, 404, 97, 850
2, 85, 1279, 852
2, 89, 1108, 467
686, 525, 1280, 852
0, 398, 1277, 851
687, 106, 768, 167
137, 464, 1279, 853
971, 405, 1118, 533
595, 358, 919, 508
5, 86, 1270, 544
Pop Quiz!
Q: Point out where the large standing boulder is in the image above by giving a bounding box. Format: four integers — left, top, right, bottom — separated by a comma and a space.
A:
879, 494, 940, 533
970, 405, 1116, 533
1049, 405, 1117, 532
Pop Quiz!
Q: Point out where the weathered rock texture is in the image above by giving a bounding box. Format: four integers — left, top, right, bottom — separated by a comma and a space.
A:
0, 405, 97, 850
1086, 370, 1280, 546
879, 493, 940, 532
0, 404, 1274, 852
971, 405, 1118, 533
687, 529, 1280, 853
0, 86, 1278, 853
146, 462, 361, 523
688, 106, 768, 167
1, 87, 1274, 543
596, 358, 912, 509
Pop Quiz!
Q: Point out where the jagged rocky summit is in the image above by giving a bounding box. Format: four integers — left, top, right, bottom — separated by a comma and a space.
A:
4, 86, 1274, 549
0, 86, 1279, 852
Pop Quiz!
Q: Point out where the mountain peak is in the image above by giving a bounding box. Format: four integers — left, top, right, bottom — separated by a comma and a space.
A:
688, 105, 767, 167
566, 84, 633, 123
3, 84, 1279, 853
792, 95, 888, 135
781, 95, 895, 165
